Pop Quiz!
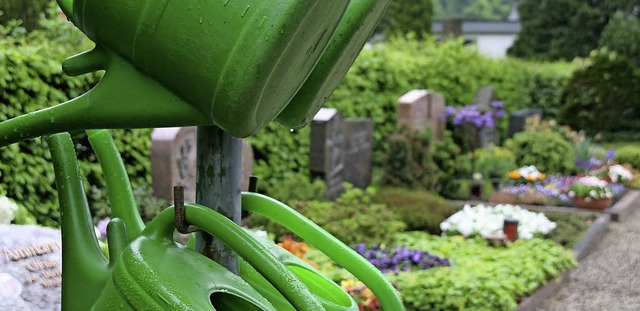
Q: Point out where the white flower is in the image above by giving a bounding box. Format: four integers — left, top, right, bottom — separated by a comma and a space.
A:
0, 196, 19, 224
439, 204, 556, 240
568, 191, 575, 198
609, 165, 633, 183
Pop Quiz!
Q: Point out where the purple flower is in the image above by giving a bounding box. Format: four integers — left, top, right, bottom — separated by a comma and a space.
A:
96, 217, 110, 240
605, 149, 616, 162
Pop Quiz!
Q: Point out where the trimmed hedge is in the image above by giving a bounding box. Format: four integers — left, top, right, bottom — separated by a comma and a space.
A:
0, 15, 152, 226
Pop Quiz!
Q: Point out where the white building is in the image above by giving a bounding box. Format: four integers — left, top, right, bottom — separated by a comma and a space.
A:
431, 21, 521, 58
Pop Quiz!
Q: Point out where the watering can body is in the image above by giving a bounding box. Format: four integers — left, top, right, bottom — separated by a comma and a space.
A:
72, 0, 349, 137
92, 233, 276, 311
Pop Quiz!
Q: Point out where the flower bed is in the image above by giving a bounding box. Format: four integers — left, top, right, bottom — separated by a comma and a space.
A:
440, 204, 556, 239
496, 164, 631, 207
305, 233, 576, 311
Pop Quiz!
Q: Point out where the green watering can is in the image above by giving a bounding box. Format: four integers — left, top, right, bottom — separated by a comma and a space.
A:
48, 129, 403, 310
48, 132, 327, 310
0, 0, 389, 147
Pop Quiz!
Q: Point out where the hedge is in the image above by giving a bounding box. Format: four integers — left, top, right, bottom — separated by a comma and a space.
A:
0, 14, 151, 226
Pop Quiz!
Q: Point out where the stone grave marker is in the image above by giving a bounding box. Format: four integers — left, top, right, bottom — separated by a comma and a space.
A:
473, 86, 499, 148
151, 127, 254, 202
0, 224, 62, 311
397, 89, 446, 141
342, 119, 374, 189
310, 108, 345, 200
508, 108, 542, 137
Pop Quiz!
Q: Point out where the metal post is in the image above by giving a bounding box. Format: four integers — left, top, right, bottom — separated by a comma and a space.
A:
195, 125, 242, 274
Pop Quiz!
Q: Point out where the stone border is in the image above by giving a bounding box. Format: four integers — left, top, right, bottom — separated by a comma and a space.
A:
607, 190, 639, 222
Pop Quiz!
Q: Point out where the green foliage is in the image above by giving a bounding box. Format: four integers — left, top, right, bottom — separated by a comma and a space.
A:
558, 48, 640, 133
260, 173, 326, 204
380, 128, 437, 190
381, 0, 433, 39
392, 233, 576, 311
544, 211, 597, 249
432, 131, 472, 198
474, 146, 517, 179
0, 0, 52, 31
372, 187, 458, 234
509, 0, 638, 61
615, 146, 640, 171
12, 204, 38, 225
0, 12, 153, 226
509, 130, 575, 175
249, 185, 406, 245
599, 11, 640, 67
433, 0, 513, 21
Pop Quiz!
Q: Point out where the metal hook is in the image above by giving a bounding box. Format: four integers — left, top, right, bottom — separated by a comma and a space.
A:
174, 186, 199, 234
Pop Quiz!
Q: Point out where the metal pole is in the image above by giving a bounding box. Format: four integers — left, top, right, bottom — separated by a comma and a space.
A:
195, 125, 242, 274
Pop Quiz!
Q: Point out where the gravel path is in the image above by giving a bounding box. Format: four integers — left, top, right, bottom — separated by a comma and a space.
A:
539, 207, 640, 310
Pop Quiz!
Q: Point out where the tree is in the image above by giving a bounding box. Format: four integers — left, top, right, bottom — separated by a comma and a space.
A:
0, 0, 52, 30
381, 0, 433, 39
508, 0, 640, 61
599, 11, 640, 66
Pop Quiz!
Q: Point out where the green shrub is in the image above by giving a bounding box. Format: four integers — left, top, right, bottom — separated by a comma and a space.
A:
598, 11, 640, 67
559, 48, 640, 133
0, 13, 152, 226
380, 128, 438, 190
392, 233, 576, 311
615, 146, 640, 170
509, 130, 575, 174
432, 131, 472, 198
474, 146, 517, 180
247, 185, 406, 245
543, 211, 597, 249
372, 187, 457, 234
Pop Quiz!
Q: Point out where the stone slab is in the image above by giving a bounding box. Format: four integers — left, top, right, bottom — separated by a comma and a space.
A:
0, 225, 62, 311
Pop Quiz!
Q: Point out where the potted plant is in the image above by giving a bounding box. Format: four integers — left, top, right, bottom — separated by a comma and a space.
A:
568, 176, 613, 210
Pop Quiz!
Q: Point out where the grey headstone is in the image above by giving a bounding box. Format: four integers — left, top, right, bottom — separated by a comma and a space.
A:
397, 89, 446, 141
0, 225, 62, 311
508, 109, 542, 137
342, 119, 374, 189
473, 86, 499, 148
152, 128, 254, 202
473, 86, 496, 113
311, 108, 345, 200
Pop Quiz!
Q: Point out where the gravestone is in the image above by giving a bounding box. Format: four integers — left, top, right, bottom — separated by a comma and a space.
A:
0, 225, 62, 311
397, 89, 446, 141
342, 119, 374, 189
473, 86, 499, 148
310, 108, 345, 200
508, 109, 542, 137
151, 127, 254, 202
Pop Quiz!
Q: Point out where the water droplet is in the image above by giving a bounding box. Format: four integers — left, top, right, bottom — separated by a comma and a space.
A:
223, 0, 230, 6
241, 5, 250, 17
199, 17, 203, 24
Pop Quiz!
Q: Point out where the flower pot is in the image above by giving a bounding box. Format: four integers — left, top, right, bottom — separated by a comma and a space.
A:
573, 197, 612, 210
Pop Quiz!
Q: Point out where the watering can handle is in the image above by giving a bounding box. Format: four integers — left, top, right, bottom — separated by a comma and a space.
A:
145, 205, 326, 311
241, 192, 405, 311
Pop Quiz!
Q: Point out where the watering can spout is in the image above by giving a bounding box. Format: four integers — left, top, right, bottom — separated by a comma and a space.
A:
0, 48, 210, 147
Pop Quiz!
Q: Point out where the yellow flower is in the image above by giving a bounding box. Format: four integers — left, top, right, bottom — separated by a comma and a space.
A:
507, 171, 521, 179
